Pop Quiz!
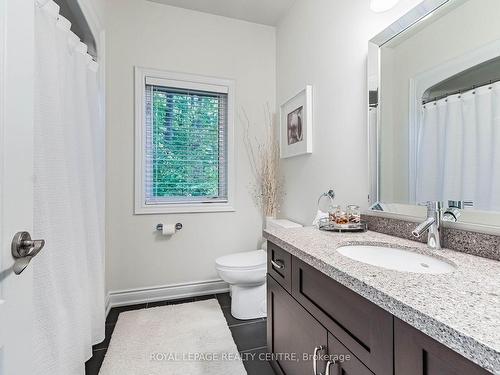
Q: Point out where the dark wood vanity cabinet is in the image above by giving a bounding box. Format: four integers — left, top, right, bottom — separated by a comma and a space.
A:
291, 257, 393, 374
267, 275, 328, 375
266, 241, 492, 375
394, 318, 491, 375
328, 334, 374, 375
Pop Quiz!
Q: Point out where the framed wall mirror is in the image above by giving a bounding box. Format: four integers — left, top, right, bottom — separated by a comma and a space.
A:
368, 0, 500, 232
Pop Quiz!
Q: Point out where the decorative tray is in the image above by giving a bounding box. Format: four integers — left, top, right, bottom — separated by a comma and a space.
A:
318, 220, 368, 233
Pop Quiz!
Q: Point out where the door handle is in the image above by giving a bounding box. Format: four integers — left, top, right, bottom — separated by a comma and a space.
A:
11, 231, 45, 275
313, 345, 326, 375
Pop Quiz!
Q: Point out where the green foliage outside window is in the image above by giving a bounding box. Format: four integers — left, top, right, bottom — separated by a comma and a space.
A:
152, 89, 222, 198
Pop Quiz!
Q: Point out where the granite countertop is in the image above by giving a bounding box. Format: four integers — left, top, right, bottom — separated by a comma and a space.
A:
263, 226, 500, 374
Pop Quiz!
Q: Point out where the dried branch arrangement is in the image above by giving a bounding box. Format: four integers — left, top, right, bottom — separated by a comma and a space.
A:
241, 104, 284, 219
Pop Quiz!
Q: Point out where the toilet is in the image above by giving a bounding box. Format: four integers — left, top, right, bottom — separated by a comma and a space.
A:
215, 219, 302, 320
215, 249, 267, 320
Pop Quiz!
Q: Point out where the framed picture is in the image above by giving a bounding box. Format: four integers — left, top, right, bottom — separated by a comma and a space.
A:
280, 85, 313, 158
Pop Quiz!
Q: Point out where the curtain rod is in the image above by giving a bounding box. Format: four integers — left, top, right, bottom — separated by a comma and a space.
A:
422, 77, 500, 104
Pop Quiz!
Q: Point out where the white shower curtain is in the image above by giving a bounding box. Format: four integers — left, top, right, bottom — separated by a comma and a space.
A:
33, 1, 105, 374
415, 82, 500, 211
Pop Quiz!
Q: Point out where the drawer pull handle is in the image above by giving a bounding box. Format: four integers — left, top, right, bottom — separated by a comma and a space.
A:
325, 360, 338, 375
313, 345, 326, 375
271, 259, 285, 269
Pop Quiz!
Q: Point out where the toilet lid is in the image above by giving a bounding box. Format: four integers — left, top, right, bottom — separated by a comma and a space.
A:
215, 250, 266, 270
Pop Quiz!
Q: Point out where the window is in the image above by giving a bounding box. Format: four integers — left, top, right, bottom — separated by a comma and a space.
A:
135, 68, 235, 214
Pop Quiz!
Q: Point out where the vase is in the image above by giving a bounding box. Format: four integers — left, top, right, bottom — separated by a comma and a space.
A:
265, 215, 277, 229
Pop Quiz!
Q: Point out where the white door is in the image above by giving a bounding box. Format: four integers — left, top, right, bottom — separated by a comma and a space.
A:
0, 1, 36, 375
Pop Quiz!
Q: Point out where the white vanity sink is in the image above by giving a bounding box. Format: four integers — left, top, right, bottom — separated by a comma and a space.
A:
336, 245, 456, 274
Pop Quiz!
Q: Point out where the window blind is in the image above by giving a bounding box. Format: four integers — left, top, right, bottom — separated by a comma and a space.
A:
144, 83, 228, 205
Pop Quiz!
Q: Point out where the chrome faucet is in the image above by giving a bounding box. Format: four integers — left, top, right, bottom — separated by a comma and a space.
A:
412, 201, 443, 249
412, 201, 470, 249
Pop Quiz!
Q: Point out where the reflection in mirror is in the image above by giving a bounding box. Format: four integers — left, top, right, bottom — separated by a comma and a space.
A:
368, 0, 500, 228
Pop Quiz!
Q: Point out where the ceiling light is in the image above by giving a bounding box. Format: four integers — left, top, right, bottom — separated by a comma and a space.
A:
370, 0, 400, 12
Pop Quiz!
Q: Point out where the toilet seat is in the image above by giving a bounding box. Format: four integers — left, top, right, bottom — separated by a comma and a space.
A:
215, 250, 266, 271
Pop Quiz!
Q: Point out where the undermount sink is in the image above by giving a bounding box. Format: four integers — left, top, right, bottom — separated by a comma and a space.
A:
336, 245, 456, 274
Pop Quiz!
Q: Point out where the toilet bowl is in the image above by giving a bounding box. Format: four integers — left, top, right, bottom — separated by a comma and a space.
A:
215, 250, 267, 320
215, 219, 303, 320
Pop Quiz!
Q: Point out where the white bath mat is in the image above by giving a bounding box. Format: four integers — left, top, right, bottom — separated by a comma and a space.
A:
99, 299, 247, 375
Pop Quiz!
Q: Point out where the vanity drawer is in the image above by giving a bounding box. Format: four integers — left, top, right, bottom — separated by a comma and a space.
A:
291, 257, 393, 375
267, 241, 292, 292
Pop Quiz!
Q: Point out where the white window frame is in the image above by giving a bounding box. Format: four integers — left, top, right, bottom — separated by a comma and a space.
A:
134, 67, 236, 214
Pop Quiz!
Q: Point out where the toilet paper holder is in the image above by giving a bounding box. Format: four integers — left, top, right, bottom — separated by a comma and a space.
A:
156, 223, 183, 232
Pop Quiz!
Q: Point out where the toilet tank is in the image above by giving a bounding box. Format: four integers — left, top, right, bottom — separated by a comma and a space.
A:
266, 218, 303, 231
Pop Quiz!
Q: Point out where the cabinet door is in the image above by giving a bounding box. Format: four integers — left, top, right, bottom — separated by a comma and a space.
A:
292, 257, 393, 374
267, 275, 328, 375
394, 318, 492, 375
328, 334, 374, 375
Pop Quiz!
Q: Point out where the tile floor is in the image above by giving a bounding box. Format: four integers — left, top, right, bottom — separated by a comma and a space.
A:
85, 293, 275, 375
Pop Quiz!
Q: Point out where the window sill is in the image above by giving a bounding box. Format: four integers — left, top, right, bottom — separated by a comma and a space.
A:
134, 202, 235, 215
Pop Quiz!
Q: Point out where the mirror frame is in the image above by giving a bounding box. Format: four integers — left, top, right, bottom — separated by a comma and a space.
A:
366, 0, 500, 235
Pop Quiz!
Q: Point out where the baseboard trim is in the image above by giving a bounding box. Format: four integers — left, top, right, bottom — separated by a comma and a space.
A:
105, 279, 229, 316
105, 293, 112, 317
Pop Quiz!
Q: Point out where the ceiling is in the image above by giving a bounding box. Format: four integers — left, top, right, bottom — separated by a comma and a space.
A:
147, 0, 296, 26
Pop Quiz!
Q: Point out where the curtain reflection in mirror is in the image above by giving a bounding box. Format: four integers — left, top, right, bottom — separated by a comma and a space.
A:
415, 82, 500, 211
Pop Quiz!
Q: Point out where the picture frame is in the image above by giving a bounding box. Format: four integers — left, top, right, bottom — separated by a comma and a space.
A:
280, 85, 313, 158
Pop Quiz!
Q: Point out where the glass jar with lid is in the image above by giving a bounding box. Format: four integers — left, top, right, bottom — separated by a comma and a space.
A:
335, 206, 349, 224
328, 205, 340, 223
347, 205, 361, 223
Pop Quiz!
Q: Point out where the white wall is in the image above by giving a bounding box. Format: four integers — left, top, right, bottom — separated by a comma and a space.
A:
276, 0, 422, 225
78, 0, 106, 44
80, 0, 105, 22
105, 0, 276, 292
